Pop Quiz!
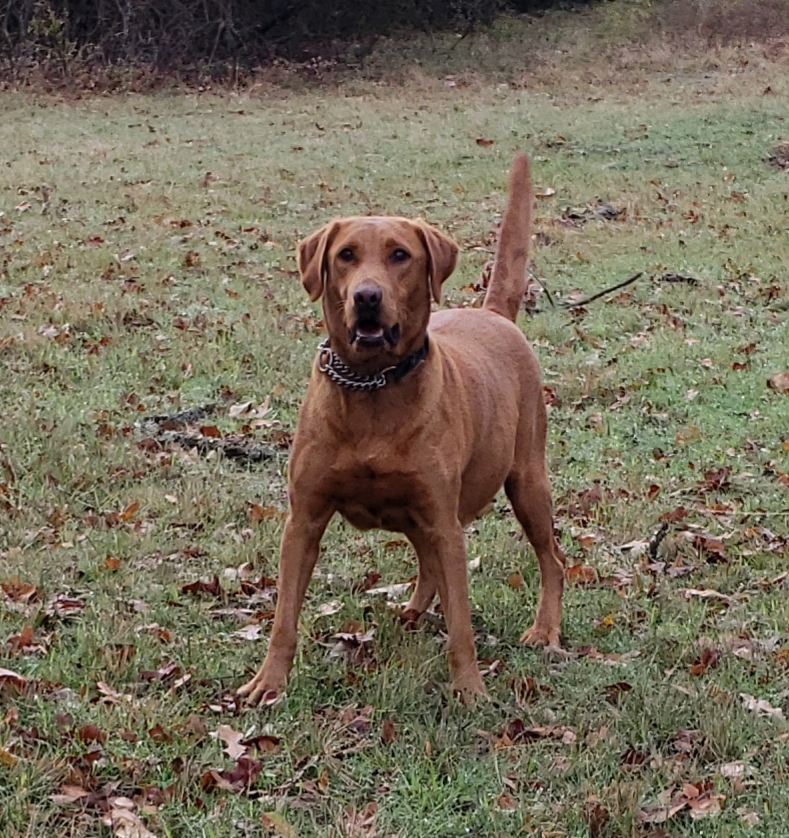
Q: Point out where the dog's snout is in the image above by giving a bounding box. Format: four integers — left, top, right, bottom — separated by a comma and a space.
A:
353, 284, 383, 310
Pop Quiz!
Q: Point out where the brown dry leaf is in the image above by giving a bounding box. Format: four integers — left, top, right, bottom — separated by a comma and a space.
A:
506, 571, 524, 590
688, 792, 726, 820
329, 625, 376, 666
180, 575, 222, 598
604, 681, 633, 704
201, 756, 263, 794
1, 577, 40, 603
680, 588, 735, 605
343, 801, 378, 838
243, 733, 281, 755
767, 372, 789, 393
381, 719, 396, 745
497, 720, 577, 747
583, 795, 610, 837
77, 723, 108, 744
104, 556, 122, 571
261, 811, 301, 837
690, 646, 720, 676
495, 791, 518, 811
248, 503, 287, 523
0, 746, 17, 767
101, 798, 158, 838
7, 624, 50, 656
50, 784, 92, 806
212, 724, 249, 760
120, 501, 140, 521
0, 667, 28, 696
566, 564, 597, 585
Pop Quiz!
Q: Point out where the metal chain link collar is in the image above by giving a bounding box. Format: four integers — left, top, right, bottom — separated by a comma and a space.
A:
316, 336, 429, 391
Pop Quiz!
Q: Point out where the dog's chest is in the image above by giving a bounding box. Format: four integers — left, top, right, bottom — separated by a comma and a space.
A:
328, 452, 421, 532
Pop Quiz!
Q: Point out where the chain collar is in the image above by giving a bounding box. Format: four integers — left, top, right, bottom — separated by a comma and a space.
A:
317, 335, 429, 391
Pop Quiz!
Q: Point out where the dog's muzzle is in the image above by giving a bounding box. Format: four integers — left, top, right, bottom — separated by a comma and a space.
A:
349, 284, 400, 348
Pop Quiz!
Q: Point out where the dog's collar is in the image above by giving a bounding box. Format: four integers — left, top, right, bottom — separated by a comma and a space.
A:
317, 335, 429, 391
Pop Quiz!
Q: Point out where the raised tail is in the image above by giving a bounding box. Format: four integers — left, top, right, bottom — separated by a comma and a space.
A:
482, 154, 533, 323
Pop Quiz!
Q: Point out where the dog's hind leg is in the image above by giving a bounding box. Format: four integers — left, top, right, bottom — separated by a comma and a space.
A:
505, 461, 565, 653
401, 545, 438, 626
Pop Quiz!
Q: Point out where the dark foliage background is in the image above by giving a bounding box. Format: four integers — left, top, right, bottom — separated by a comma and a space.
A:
0, 0, 596, 72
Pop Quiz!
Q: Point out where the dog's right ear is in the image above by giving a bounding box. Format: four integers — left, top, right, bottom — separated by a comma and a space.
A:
297, 221, 340, 302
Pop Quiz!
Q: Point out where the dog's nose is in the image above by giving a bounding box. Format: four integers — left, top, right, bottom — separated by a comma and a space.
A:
353, 285, 382, 309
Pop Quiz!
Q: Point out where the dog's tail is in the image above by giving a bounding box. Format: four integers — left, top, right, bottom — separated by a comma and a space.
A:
483, 154, 533, 323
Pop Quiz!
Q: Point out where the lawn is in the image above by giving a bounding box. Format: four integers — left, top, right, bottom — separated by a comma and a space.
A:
2, 10, 789, 837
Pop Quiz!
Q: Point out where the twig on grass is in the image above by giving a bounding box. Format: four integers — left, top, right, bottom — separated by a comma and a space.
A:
560, 272, 644, 309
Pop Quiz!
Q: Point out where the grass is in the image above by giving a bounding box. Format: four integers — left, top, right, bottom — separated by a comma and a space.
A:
2, 10, 789, 837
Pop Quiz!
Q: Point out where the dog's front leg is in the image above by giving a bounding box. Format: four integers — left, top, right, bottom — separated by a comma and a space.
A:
238, 505, 332, 705
409, 522, 487, 703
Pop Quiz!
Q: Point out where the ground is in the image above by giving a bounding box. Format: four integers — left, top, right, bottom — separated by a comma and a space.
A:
1, 7, 789, 837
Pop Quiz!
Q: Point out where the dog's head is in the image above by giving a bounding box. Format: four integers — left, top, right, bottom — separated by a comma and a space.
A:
297, 216, 458, 368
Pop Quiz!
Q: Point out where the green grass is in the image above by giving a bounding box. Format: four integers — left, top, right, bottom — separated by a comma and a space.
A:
2, 19, 789, 838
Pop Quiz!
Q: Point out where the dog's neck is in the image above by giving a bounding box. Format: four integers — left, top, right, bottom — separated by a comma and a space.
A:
317, 335, 429, 391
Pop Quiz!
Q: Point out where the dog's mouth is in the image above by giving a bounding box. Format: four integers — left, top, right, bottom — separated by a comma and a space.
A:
349, 320, 400, 349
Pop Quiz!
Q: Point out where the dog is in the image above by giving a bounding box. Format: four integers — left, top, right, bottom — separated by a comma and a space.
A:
238, 154, 565, 704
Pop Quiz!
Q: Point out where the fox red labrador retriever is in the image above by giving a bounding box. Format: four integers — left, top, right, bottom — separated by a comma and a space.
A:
239, 155, 565, 704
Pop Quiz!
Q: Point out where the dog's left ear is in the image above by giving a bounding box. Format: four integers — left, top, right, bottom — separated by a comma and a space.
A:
415, 221, 459, 303
297, 220, 340, 302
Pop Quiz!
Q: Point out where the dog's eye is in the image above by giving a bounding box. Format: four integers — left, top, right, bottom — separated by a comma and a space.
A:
391, 248, 410, 263
337, 247, 354, 262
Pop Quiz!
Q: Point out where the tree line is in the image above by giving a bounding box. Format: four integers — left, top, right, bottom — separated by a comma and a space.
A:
1, 0, 594, 74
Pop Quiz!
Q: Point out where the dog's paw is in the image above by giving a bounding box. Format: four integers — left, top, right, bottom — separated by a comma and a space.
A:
399, 607, 422, 631
519, 623, 562, 654
237, 673, 286, 707
452, 673, 489, 706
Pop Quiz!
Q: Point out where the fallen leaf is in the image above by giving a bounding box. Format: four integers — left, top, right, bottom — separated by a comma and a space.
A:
232, 624, 262, 641
719, 761, 746, 778
688, 792, 725, 819
690, 646, 720, 676
77, 723, 108, 744
212, 724, 248, 760
381, 719, 396, 745
740, 693, 785, 719
261, 811, 301, 837
343, 801, 377, 837
583, 795, 610, 836
1, 577, 39, 603
495, 791, 518, 811
50, 784, 92, 806
507, 571, 524, 590
365, 582, 412, 600
180, 576, 222, 598
767, 372, 789, 393
566, 564, 597, 585
736, 807, 761, 827
102, 799, 158, 838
